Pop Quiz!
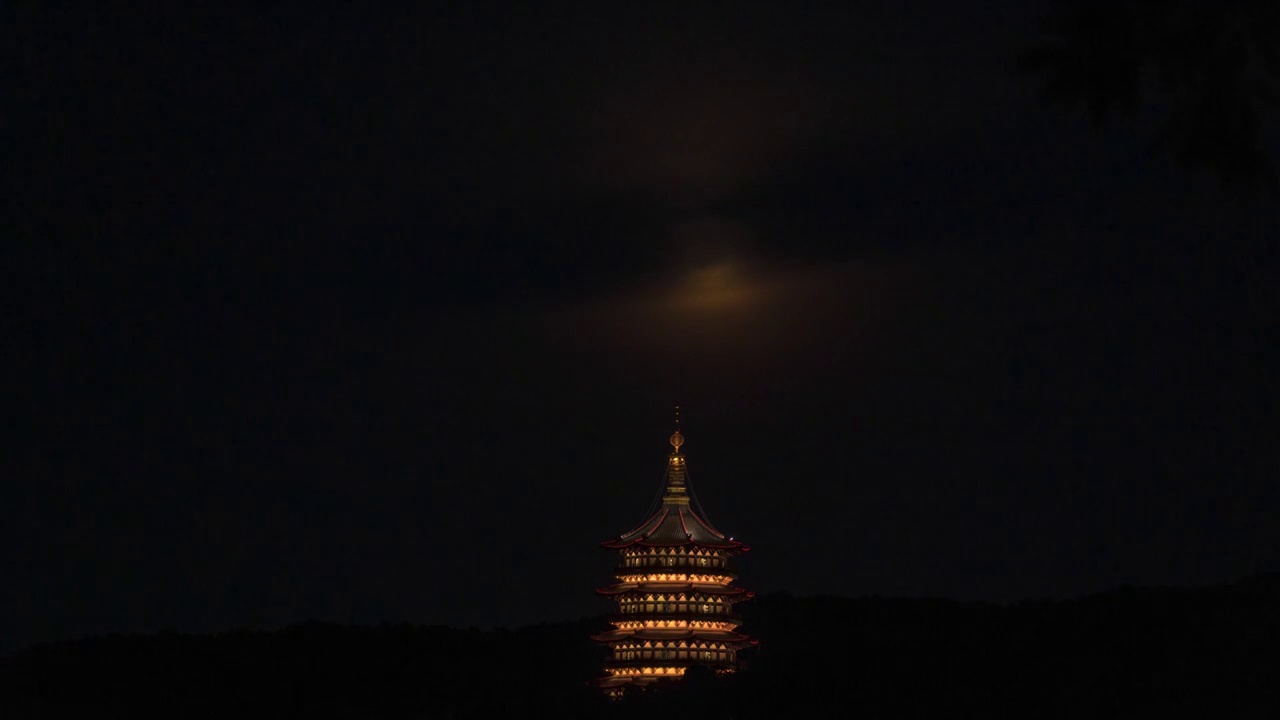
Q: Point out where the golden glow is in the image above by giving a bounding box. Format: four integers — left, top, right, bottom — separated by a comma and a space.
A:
617, 593, 727, 603
607, 667, 689, 677
610, 641, 729, 650
612, 619, 738, 631
623, 547, 726, 558
615, 573, 732, 584
671, 261, 758, 313
620, 546, 730, 571
609, 636, 739, 663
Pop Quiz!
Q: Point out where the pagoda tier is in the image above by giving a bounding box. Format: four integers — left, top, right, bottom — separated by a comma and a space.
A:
591, 627, 752, 643
596, 582, 749, 595
594, 421, 755, 691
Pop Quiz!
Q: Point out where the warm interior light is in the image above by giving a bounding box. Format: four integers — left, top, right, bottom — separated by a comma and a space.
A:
607, 666, 689, 677
597, 436, 753, 690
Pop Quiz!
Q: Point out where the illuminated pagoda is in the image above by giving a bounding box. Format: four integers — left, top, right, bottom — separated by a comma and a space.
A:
593, 412, 755, 691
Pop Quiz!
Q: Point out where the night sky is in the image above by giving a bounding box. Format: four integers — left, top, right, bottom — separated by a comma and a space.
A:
8, 2, 1279, 654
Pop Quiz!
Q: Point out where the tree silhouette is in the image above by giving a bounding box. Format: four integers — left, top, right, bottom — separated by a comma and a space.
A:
2, 580, 1278, 717
1019, 0, 1280, 197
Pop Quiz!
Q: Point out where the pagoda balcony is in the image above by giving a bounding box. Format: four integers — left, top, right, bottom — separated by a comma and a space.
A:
597, 583, 749, 599
612, 567, 738, 581
614, 560, 739, 572
605, 657, 738, 669
608, 611, 742, 625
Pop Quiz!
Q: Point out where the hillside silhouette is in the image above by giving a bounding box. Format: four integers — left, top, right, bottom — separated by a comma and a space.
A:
3, 576, 1277, 718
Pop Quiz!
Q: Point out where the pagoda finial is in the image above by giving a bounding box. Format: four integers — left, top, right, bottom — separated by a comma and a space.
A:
669, 405, 684, 453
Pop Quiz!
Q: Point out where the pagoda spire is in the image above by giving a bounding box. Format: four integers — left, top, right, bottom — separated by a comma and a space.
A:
670, 404, 684, 453
664, 406, 688, 503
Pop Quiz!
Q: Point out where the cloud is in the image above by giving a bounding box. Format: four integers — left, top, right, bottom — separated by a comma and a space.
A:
539, 223, 914, 389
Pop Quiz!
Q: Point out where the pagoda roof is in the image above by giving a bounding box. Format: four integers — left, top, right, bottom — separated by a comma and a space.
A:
590, 627, 754, 644
595, 583, 750, 597
601, 431, 747, 551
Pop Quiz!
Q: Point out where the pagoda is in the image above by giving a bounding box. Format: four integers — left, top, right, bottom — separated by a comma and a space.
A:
593, 412, 755, 691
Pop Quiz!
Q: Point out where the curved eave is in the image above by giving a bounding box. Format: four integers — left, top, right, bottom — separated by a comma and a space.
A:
604, 505, 746, 549
595, 583, 749, 597
613, 567, 738, 581
600, 538, 750, 551
591, 628, 755, 643
691, 630, 753, 643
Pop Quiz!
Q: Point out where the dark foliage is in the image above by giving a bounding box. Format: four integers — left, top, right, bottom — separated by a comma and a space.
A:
1020, 0, 1280, 197
3, 576, 1278, 718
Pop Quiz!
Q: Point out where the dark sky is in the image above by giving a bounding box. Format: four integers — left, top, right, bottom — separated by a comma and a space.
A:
7, 2, 1279, 653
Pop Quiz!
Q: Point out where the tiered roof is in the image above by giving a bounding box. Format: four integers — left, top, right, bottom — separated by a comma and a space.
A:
596, 583, 749, 597
600, 428, 750, 552
590, 627, 752, 643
